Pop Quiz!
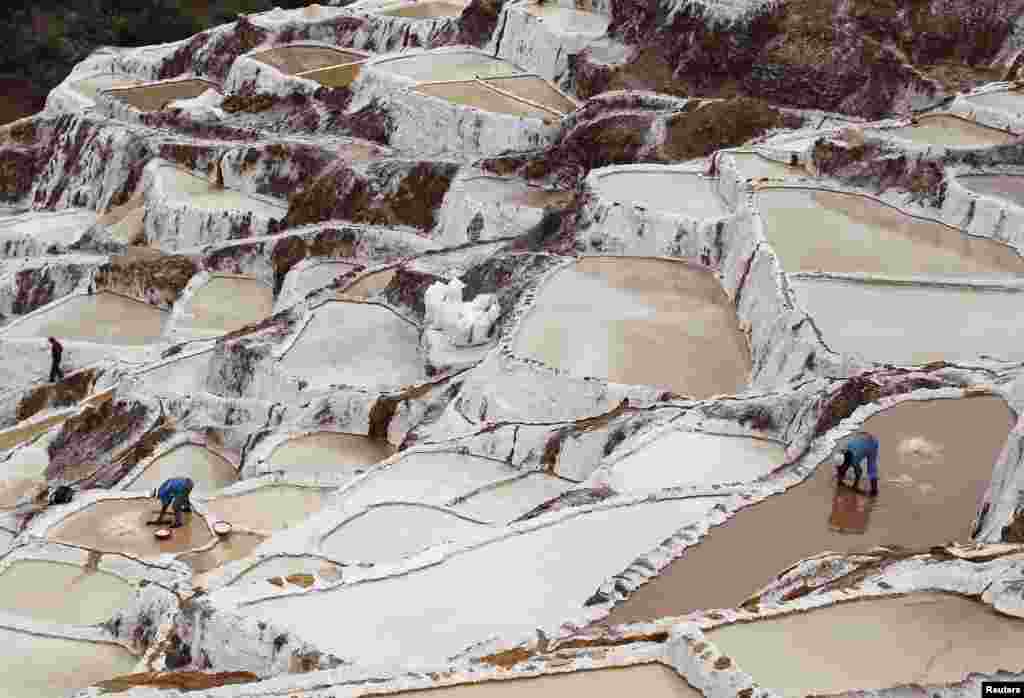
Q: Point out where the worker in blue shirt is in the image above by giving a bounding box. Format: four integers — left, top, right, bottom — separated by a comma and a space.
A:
836, 432, 880, 496
146, 477, 194, 528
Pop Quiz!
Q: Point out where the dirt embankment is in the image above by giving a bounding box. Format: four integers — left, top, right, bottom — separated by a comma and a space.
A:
270, 227, 358, 293
95, 255, 198, 309
16, 368, 99, 422
572, 0, 1021, 118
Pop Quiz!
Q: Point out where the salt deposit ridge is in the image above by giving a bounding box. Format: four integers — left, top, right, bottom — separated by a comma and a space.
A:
0, 0, 1023, 696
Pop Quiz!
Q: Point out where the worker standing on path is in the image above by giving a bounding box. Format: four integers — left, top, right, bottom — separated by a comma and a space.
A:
47, 337, 64, 383
147, 477, 195, 528
836, 432, 880, 496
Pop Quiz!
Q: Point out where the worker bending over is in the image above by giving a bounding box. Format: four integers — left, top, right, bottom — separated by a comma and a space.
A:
147, 477, 194, 528
837, 432, 880, 496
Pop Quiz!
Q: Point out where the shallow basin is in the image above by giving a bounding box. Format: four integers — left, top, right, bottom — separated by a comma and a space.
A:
513, 257, 750, 398
523, 3, 609, 36
958, 174, 1024, 208
105, 78, 219, 111
126, 444, 238, 493
156, 166, 288, 217
416, 82, 559, 120
205, 485, 331, 532
377, 52, 522, 82
230, 555, 343, 587
592, 170, 727, 218
267, 432, 394, 477
175, 276, 273, 338
179, 531, 266, 576
876, 114, 1017, 148
755, 188, 1024, 275
379, 1, 467, 18
339, 269, 396, 298
483, 75, 577, 114
249, 45, 367, 75
0, 559, 135, 625
605, 395, 1014, 623
3, 293, 167, 345
727, 152, 804, 180
284, 261, 360, 301
708, 593, 1024, 697
70, 74, 144, 99
453, 473, 570, 522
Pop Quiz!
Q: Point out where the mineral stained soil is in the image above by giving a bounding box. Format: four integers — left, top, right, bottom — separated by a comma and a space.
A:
604, 395, 1014, 623
707, 592, 1024, 696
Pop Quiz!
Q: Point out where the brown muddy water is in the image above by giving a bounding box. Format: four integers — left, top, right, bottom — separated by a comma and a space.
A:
959, 174, 1024, 208
106, 78, 218, 111
708, 592, 1024, 696
416, 82, 558, 121
267, 432, 395, 477
392, 664, 698, 698
381, 1, 466, 18
3, 293, 167, 345
180, 531, 266, 587
47, 499, 214, 557
177, 276, 273, 337
0, 414, 66, 452
250, 46, 367, 74
513, 257, 750, 398
877, 115, 1018, 148
0, 626, 137, 698
0, 559, 135, 625
205, 486, 331, 532
126, 444, 238, 493
484, 76, 577, 114
604, 395, 1014, 624
756, 189, 1024, 275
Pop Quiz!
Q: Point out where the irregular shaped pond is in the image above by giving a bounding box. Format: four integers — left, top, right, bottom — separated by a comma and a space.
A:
875, 115, 1017, 148
175, 276, 273, 338
205, 486, 331, 532
380, 1, 467, 18
513, 257, 750, 398
0, 559, 135, 625
606, 431, 785, 492
377, 52, 522, 82
322, 504, 487, 562
392, 664, 698, 698
727, 152, 804, 180
267, 432, 394, 477
106, 78, 219, 111
756, 189, 1024, 275
125, 444, 238, 493
240, 497, 717, 666
249, 45, 367, 74
156, 166, 287, 217
453, 473, 570, 522
605, 395, 1014, 623
591, 170, 727, 218
708, 593, 1024, 697
523, 3, 610, 37
46, 499, 214, 557
965, 89, 1024, 114
0, 627, 137, 698
483, 76, 577, 114
791, 277, 1024, 364
958, 174, 1024, 208
279, 302, 425, 390
3, 293, 167, 345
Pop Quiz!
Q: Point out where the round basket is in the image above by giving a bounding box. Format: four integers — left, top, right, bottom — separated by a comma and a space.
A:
213, 521, 232, 536
154, 528, 172, 540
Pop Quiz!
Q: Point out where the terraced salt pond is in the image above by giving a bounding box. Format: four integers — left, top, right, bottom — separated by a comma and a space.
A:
238, 497, 718, 666
513, 257, 750, 398
605, 395, 1014, 623
321, 504, 487, 562
453, 473, 570, 522
46, 499, 214, 557
104, 78, 219, 111
0, 559, 135, 625
279, 301, 425, 389
790, 277, 1024, 364
70, 74, 144, 99
756, 189, 1024, 275
338, 269, 396, 298
0, 208, 97, 250
523, 3, 610, 37
3, 293, 167, 345
480, 75, 578, 114
605, 431, 785, 492
875, 114, 1017, 148
282, 261, 360, 302
205, 486, 331, 533
230, 555, 343, 587
591, 170, 727, 218
249, 45, 367, 75
965, 89, 1024, 114
180, 531, 267, 586
390, 665, 699, 698
155, 165, 287, 217
175, 275, 273, 338
707, 593, 1024, 696
376, 52, 522, 82
266, 432, 394, 477
727, 152, 804, 180
125, 444, 238, 492
958, 174, 1024, 207
0, 627, 137, 698
416, 81, 562, 120
379, 1, 467, 17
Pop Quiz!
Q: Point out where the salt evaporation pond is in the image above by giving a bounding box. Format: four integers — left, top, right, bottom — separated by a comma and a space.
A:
279, 302, 425, 389
267, 432, 394, 477
380, 1, 466, 18
727, 152, 803, 180
239, 497, 717, 666
523, 3, 610, 37
708, 593, 1024, 697
133, 349, 211, 395
484, 76, 578, 114
453, 473, 570, 522
250, 45, 366, 74
231, 555, 343, 587
321, 504, 487, 562
390, 665, 699, 698
181, 531, 266, 587
3, 293, 167, 345
605, 431, 785, 492
339, 269, 396, 298
157, 166, 287, 217
605, 395, 1013, 623
71, 74, 143, 99
965, 89, 1024, 114
416, 82, 559, 120
176, 276, 273, 338
284, 261, 360, 301
876, 114, 1017, 148
0, 415, 65, 452
790, 277, 1024, 364
958, 174, 1024, 208
0, 209, 97, 250
591, 170, 727, 218
106, 78, 218, 111
0, 559, 135, 625
47, 499, 215, 557
0, 627, 137, 698
462, 176, 574, 208
513, 257, 750, 398
377, 52, 522, 82
126, 444, 238, 492
205, 486, 331, 532
756, 189, 1024, 275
